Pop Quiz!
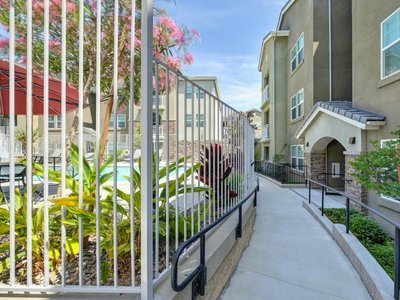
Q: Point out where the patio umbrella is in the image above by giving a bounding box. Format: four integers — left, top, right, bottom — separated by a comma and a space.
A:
0, 60, 79, 115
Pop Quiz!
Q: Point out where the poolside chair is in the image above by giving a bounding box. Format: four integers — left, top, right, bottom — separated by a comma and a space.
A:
0, 163, 26, 194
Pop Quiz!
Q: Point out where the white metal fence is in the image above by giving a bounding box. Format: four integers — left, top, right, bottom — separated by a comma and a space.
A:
0, 0, 256, 298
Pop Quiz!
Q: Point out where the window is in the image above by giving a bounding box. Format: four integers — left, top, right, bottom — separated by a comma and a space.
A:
380, 139, 400, 200
185, 114, 193, 127
291, 144, 304, 171
198, 85, 205, 100
290, 33, 304, 73
290, 88, 304, 120
109, 114, 126, 129
196, 114, 205, 127
49, 115, 62, 129
382, 8, 400, 78
186, 83, 193, 99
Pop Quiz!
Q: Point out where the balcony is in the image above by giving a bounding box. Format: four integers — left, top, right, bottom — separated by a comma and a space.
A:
261, 85, 270, 105
261, 124, 270, 141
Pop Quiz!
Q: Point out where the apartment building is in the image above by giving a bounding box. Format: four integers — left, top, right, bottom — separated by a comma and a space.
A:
260, 0, 400, 232
133, 76, 221, 159
259, 0, 352, 165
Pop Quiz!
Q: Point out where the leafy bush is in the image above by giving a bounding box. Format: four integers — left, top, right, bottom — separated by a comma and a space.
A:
324, 208, 358, 224
323, 208, 394, 279
366, 241, 395, 279
350, 215, 388, 244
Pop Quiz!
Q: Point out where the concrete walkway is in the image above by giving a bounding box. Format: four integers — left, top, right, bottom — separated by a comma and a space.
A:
221, 177, 371, 300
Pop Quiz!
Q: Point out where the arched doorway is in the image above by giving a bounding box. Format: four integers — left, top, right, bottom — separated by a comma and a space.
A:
310, 137, 347, 192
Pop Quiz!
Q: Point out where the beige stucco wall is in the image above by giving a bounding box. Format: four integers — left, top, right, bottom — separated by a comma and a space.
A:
278, 0, 353, 161
352, 0, 400, 237
352, 1, 400, 142
259, 34, 288, 161
304, 113, 365, 154
280, 0, 312, 157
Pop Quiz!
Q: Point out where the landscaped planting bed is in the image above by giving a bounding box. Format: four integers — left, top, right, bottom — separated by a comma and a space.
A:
324, 208, 394, 279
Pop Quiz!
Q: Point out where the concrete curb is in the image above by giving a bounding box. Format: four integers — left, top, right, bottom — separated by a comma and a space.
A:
303, 201, 394, 300
154, 195, 256, 300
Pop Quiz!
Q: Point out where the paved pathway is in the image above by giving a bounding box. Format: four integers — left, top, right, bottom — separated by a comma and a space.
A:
221, 177, 371, 300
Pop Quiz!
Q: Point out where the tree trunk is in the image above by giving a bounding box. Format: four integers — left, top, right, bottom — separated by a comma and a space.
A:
65, 68, 94, 163
97, 28, 129, 165
98, 95, 114, 163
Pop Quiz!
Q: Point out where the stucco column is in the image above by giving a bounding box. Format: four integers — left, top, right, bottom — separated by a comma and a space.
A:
344, 153, 368, 212
305, 151, 326, 186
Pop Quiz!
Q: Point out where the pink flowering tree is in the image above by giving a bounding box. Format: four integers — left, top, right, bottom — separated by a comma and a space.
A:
0, 0, 199, 162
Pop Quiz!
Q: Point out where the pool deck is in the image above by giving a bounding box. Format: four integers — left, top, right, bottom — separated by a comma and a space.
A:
220, 176, 371, 300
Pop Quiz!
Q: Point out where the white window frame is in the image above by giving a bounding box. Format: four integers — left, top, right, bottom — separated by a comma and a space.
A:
290, 88, 304, 121
109, 113, 127, 130
196, 114, 205, 127
186, 83, 193, 99
290, 32, 304, 73
49, 115, 62, 129
380, 139, 400, 201
198, 84, 205, 100
185, 114, 193, 127
290, 144, 304, 171
381, 7, 400, 79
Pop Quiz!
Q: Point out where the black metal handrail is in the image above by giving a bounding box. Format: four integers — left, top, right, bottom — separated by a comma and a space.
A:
306, 178, 400, 300
255, 160, 307, 184
171, 178, 259, 298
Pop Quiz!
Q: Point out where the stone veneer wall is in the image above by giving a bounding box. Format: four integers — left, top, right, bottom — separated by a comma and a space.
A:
304, 152, 326, 187
199, 208, 256, 300
345, 154, 368, 212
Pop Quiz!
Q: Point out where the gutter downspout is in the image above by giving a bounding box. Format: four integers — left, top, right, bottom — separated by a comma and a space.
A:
328, 0, 332, 101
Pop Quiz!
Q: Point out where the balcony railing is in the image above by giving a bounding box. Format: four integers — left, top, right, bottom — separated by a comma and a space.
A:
261, 124, 270, 141
0, 1, 257, 297
262, 85, 270, 104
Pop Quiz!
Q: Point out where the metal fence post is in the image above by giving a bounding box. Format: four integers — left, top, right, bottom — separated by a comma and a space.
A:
141, 0, 154, 298
321, 186, 325, 216
308, 180, 311, 204
346, 198, 350, 234
395, 227, 400, 300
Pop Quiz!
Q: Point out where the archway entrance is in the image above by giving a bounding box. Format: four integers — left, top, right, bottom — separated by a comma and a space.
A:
326, 140, 346, 192
308, 137, 347, 193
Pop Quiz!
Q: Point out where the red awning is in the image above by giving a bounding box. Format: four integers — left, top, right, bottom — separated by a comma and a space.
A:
0, 60, 79, 115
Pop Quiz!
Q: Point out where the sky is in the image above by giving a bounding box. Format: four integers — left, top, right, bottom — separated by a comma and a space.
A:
158, 0, 284, 111
0, 0, 284, 111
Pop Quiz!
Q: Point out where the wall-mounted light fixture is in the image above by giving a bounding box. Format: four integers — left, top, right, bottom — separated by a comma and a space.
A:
349, 137, 356, 145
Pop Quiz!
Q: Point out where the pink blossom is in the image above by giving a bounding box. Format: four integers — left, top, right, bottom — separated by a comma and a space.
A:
49, 40, 61, 48
33, 0, 44, 11
183, 53, 194, 65
191, 29, 200, 37
166, 56, 181, 70
134, 38, 141, 48
89, 0, 96, 10
66, 2, 77, 12
0, 38, 8, 49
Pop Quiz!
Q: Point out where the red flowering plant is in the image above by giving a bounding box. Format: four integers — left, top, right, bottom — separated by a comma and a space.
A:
197, 144, 238, 210
0, 0, 199, 162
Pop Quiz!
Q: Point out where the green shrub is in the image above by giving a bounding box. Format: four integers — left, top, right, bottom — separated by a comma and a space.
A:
323, 208, 394, 280
323, 208, 359, 225
366, 241, 395, 279
350, 215, 388, 245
